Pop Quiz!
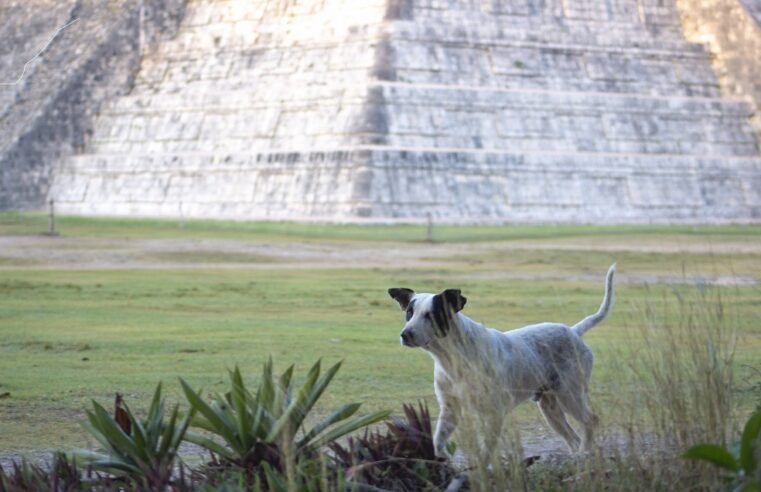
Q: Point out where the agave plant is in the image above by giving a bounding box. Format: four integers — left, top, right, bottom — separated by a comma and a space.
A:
180, 359, 390, 477
330, 402, 456, 491
74, 383, 192, 489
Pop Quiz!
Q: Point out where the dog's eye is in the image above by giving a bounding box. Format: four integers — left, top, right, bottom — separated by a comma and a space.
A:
405, 308, 413, 321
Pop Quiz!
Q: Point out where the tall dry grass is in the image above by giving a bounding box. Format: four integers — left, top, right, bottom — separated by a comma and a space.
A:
449, 283, 742, 491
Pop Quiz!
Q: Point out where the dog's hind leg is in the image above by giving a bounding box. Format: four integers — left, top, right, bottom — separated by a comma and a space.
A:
557, 389, 598, 452
537, 394, 581, 452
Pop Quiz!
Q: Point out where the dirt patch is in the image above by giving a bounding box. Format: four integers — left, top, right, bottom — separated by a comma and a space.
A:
0, 235, 757, 286
457, 270, 760, 286
142, 249, 278, 264
0, 427, 665, 478
0, 236, 454, 270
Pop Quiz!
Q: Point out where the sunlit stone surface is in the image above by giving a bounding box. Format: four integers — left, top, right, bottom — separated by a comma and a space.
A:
50, 0, 761, 222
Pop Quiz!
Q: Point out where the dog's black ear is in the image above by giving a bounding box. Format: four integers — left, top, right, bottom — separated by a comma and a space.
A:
442, 289, 467, 312
430, 289, 466, 337
388, 288, 415, 311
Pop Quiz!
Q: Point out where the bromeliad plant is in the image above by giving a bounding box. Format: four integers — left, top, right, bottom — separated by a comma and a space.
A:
74, 383, 192, 489
0, 453, 85, 492
180, 359, 390, 476
330, 402, 456, 491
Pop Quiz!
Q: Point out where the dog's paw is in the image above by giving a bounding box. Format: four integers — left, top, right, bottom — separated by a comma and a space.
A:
435, 449, 453, 461
433, 446, 449, 460
434, 443, 454, 461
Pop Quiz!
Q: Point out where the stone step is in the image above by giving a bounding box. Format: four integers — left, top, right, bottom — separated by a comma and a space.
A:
408, 0, 684, 27
149, 23, 709, 68
105, 83, 750, 116
131, 50, 375, 94
175, 0, 686, 28
52, 149, 761, 222
126, 36, 720, 98
155, 19, 697, 56
86, 137, 758, 157
142, 42, 712, 81
62, 148, 761, 166
86, 126, 757, 158
390, 18, 698, 50
361, 149, 761, 221
388, 41, 719, 97
108, 83, 369, 113
171, 0, 689, 46
87, 84, 756, 157
179, 0, 387, 28
379, 85, 758, 155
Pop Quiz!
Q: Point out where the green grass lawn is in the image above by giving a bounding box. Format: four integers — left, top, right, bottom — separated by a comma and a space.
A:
3, 211, 761, 243
1, 214, 760, 454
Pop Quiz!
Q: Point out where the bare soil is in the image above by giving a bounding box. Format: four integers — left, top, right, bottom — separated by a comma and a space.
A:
0, 234, 757, 285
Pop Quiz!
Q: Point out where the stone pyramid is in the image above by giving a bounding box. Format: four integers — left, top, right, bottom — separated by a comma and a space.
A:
51, 0, 761, 222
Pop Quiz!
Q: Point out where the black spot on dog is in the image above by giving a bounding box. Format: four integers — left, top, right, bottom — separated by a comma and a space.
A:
430, 294, 451, 337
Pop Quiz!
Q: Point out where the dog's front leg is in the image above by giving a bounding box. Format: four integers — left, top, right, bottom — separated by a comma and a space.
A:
434, 403, 457, 459
433, 377, 459, 459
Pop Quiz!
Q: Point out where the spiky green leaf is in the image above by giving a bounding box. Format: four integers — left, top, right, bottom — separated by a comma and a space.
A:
180, 378, 239, 448
289, 361, 343, 431
262, 462, 288, 492
310, 410, 391, 449
183, 431, 236, 461
90, 401, 141, 458
297, 403, 361, 449
683, 444, 740, 472
81, 417, 119, 458
229, 368, 255, 451
740, 410, 761, 475
87, 459, 143, 476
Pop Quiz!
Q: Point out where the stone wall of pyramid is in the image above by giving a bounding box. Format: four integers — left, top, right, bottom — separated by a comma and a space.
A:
40, 0, 761, 221
0, 0, 185, 210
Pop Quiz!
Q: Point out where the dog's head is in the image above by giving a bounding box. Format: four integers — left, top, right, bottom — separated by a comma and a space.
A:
388, 287, 467, 348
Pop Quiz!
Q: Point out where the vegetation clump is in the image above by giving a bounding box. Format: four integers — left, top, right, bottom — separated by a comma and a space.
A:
330, 402, 456, 491
2, 283, 759, 491
180, 360, 389, 488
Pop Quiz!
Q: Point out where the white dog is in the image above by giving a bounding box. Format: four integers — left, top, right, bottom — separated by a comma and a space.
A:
388, 264, 615, 457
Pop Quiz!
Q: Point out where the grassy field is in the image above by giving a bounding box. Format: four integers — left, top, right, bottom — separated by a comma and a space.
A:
1, 213, 760, 456
3, 211, 761, 242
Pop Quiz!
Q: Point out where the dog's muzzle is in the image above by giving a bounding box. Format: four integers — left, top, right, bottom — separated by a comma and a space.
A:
400, 329, 414, 347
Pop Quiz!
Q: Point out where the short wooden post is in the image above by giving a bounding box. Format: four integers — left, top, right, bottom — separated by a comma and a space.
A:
426, 212, 433, 242
47, 199, 58, 236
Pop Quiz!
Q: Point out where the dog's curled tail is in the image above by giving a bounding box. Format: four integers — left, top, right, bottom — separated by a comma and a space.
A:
572, 263, 616, 337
